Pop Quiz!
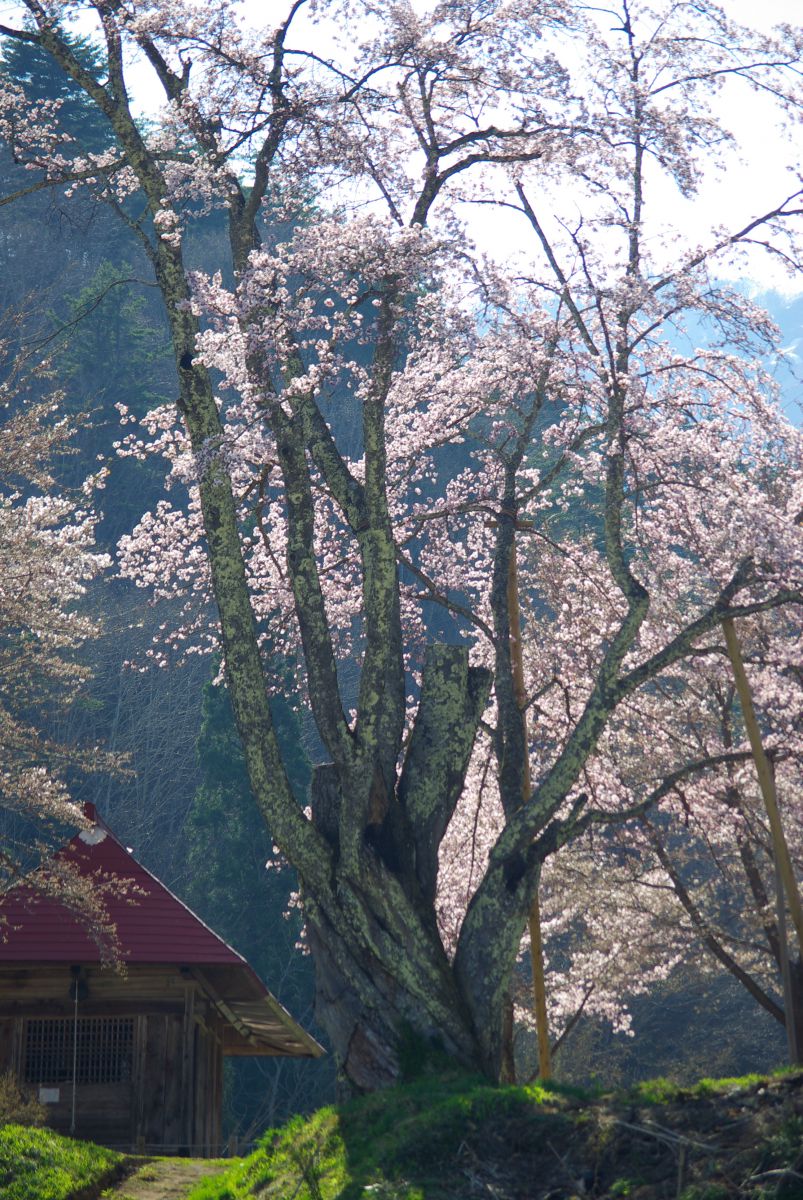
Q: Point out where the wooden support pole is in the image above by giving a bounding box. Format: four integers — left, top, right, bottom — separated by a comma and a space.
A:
527, 890, 552, 1080
722, 616, 803, 959
773, 851, 801, 1063
508, 539, 552, 1080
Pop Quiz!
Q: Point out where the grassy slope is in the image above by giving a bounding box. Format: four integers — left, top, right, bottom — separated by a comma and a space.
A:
186, 1069, 803, 1200
0, 1123, 125, 1200
3, 1069, 802, 1200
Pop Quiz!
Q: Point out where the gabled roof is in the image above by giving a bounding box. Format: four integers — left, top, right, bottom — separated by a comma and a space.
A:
0, 805, 324, 1059
0, 806, 247, 966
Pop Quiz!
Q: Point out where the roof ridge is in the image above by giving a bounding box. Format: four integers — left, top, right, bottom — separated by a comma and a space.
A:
0, 808, 252, 970
65, 809, 250, 970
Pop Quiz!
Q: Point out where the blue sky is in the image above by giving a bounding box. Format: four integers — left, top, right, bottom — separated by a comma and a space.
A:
762, 292, 803, 422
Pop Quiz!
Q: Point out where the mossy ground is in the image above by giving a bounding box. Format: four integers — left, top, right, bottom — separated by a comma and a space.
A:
184, 1068, 803, 1200
0, 1122, 126, 1200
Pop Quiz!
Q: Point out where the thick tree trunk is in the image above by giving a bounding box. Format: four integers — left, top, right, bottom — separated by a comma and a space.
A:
307, 917, 402, 1095
294, 648, 498, 1091
306, 909, 476, 1095
303, 859, 484, 1093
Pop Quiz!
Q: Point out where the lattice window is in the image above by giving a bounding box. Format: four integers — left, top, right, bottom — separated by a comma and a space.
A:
24, 1017, 134, 1085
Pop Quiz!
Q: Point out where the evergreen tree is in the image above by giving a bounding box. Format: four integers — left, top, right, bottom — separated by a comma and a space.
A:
1, 30, 111, 152
184, 673, 332, 1135
51, 260, 175, 544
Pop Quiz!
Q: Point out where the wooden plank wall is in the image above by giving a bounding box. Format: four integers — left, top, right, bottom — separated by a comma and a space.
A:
0, 1017, 15, 1074
0, 965, 227, 1155
192, 1021, 223, 1156
45, 1083, 133, 1146
0, 965, 191, 1016
137, 1012, 187, 1151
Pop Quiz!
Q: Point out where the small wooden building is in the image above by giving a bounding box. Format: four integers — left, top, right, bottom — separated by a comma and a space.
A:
0, 805, 323, 1154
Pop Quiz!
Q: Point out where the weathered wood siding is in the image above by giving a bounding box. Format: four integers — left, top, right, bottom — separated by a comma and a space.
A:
0, 964, 190, 1016
0, 965, 224, 1154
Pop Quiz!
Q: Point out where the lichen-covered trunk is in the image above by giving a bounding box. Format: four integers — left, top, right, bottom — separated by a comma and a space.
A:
141, 238, 616, 1094
301, 795, 534, 1091
305, 894, 477, 1094
304, 836, 533, 1090
143, 231, 502, 1091
299, 644, 499, 1090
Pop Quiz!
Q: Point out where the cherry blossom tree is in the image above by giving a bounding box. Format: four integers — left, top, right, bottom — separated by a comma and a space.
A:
0, 350, 116, 946
568, 609, 803, 1060
442, 604, 803, 1066
2, 0, 803, 1090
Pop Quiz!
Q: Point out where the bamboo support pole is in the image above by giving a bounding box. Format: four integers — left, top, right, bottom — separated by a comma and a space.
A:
722, 617, 803, 960
508, 540, 552, 1079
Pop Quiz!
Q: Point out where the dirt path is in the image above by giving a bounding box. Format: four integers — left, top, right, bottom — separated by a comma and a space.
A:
102, 1156, 231, 1200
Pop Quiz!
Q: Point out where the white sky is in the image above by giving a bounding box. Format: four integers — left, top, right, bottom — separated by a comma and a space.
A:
1, 0, 801, 301
136, 0, 803, 295
0, 0, 800, 412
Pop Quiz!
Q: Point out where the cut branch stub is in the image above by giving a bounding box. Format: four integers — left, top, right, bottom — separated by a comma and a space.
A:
398, 645, 492, 903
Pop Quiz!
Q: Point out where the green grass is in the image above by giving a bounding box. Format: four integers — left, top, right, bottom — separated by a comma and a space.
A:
0, 1123, 124, 1200
7, 1067, 798, 1200
628, 1065, 798, 1105
185, 1071, 578, 1200
184, 1065, 803, 1200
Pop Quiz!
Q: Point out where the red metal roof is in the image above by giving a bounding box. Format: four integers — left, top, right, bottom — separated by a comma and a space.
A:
0, 806, 247, 967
